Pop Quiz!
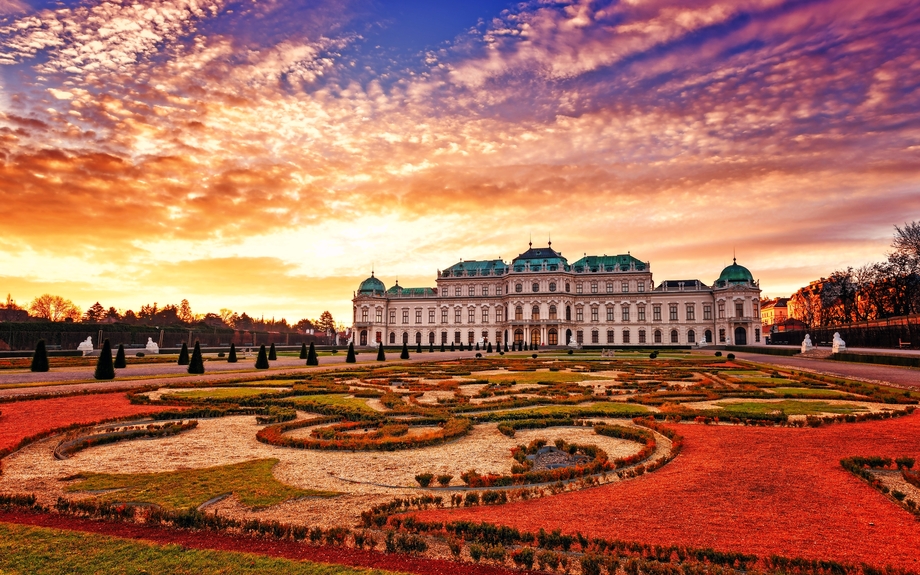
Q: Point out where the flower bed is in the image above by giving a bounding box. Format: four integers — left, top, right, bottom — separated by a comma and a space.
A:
54, 420, 199, 459
257, 417, 472, 451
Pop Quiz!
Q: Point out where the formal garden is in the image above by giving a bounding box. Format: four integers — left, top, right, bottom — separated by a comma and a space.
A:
1, 351, 919, 574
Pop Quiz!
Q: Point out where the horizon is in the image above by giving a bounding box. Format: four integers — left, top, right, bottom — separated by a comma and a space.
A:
2, 0, 917, 323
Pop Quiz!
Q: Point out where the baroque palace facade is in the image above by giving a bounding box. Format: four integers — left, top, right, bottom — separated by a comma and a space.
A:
351, 243, 763, 348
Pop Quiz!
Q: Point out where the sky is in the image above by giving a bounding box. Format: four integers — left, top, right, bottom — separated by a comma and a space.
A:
1, 0, 918, 324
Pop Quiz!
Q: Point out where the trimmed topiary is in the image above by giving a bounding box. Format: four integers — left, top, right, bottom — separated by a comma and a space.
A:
269, 343, 277, 361
30, 340, 49, 373
416, 341, 422, 354
429, 342, 434, 353
440, 342, 445, 352
727, 353, 735, 360
487, 342, 493, 353
504, 342, 509, 352
532, 353, 538, 359
114, 344, 127, 368
400, 342, 410, 360
188, 341, 205, 374
567, 349, 574, 355
307, 342, 319, 366
377, 343, 386, 361
177, 343, 190, 366
94, 339, 115, 380
255, 345, 270, 369
346, 341, 356, 363
228, 343, 238, 363
450, 342, 455, 352
476, 353, 482, 358
475, 342, 480, 351
299, 342, 308, 359
715, 351, 723, 357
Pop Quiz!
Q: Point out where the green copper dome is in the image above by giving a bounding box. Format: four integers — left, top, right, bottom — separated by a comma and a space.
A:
715, 259, 754, 286
357, 273, 386, 295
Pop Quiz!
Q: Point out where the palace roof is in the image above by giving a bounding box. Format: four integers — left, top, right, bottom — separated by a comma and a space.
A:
441, 259, 508, 277
571, 254, 646, 272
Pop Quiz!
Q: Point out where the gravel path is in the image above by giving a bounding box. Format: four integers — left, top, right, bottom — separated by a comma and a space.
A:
719, 351, 920, 389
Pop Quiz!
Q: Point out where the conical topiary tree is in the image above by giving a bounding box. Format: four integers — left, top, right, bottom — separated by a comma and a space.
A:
377, 343, 386, 361
345, 341, 356, 363
400, 341, 410, 360
30, 339, 49, 373
475, 342, 480, 351
487, 342, 493, 353
94, 339, 115, 380
178, 342, 190, 365
114, 344, 127, 368
306, 342, 319, 366
269, 343, 277, 361
299, 342, 307, 359
188, 341, 205, 374
416, 341, 422, 354
450, 342, 455, 352
228, 342, 238, 363
255, 344, 269, 369
458, 342, 464, 352
428, 341, 434, 353
440, 341, 445, 352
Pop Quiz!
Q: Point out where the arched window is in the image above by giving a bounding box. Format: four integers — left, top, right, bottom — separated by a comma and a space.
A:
549, 305, 557, 319
566, 306, 572, 321
705, 329, 713, 343
429, 332, 435, 344
532, 305, 540, 320
622, 329, 630, 343
361, 308, 368, 322
416, 332, 422, 344
548, 328, 558, 345
514, 329, 524, 343
606, 329, 614, 343
654, 330, 662, 343
389, 332, 395, 344
670, 329, 679, 343
515, 306, 523, 320
402, 332, 409, 344
687, 330, 696, 343
591, 330, 599, 343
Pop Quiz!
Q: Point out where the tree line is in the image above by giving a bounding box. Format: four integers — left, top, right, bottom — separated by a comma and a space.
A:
789, 222, 920, 328
0, 294, 340, 334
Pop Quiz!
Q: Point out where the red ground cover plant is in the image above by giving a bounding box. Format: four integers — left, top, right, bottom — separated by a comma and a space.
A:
415, 413, 920, 571
0, 393, 176, 455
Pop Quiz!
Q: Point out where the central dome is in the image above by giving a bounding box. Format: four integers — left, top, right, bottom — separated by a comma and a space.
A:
715, 259, 754, 286
357, 273, 386, 295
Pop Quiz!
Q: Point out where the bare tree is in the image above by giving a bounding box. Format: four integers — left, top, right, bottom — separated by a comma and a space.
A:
29, 294, 81, 322
893, 221, 920, 259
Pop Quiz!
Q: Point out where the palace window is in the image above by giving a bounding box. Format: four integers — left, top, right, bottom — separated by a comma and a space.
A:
416, 332, 422, 344
606, 282, 613, 293
482, 330, 489, 342
455, 286, 461, 297
591, 306, 599, 322
591, 282, 598, 294
736, 302, 744, 318
607, 329, 615, 344
576, 282, 583, 294
390, 333, 396, 344
621, 305, 630, 322
468, 331, 475, 344
496, 285, 502, 295
637, 305, 646, 322
455, 308, 462, 323
606, 306, 614, 322
532, 305, 540, 320
718, 303, 725, 319
654, 329, 662, 343
441, 308, 448, 323
533, 282, 540, 292
671, 329, 679, 343
576, 330, 584, 344
576, 307, 584, 321
497, 307, 504, 322
566, 306, 572, 321
755, 330, 761, 343
669, 304, 678, 321
621, 281, 628, 293
402, 310, 409, 324
703, 305, 712, 320
415, 309, 422, 324
482, 308, 489, 323
622, 329, 630, 343
549, 282, 557, 292
549, 305, 557, 320
639, 329, 647, 343
390, 310, 396, 323
686, 304, 695, 321
515, 306, 523, 320
482, 286, 489, 296
376, 309, 383, 323
591, 330, 599, 344
719, 328, 726, 343
468, 308, 475, 323
688, 330, 696, 343
653, 305, 662, 322
516, 283, 523, 293
441, 331, 448, 344
565, 283, 571, 292
469, 286, 475, 296
454, 331, 461, 343
361, 309, 368, 322
428, 309, 434, 323
638, 281, 645, 293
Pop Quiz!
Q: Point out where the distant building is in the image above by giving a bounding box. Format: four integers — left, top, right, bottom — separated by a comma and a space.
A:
351, 243, 763, 348
761, 298, 789, 328
0, 308, 29, 322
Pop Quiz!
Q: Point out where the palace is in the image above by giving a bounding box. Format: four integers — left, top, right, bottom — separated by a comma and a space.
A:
351, 243, 763, 348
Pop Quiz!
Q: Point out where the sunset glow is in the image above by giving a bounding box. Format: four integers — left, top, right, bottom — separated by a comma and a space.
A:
2, 0, 918, 322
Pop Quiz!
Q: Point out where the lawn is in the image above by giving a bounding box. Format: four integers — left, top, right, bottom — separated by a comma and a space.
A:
467, 371, 608, 385
767, 387, 852, 399
289, 394, 376, 412
66, 458, 337, 510
714, 400, 866, 416
494, 401, 649, 418
170, 387, 288, 400
0, 522, 402, 575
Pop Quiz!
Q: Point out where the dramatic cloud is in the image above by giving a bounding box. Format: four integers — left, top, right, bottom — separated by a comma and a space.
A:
0, 0, 917, 320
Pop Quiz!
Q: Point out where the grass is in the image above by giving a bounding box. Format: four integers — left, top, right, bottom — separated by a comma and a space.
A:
468, 371, 609, 385
713, 400, 867, 416
170, 387, 288, 400
495, 401, 649, 418
289, 394, 375, 412
0, 522, 403, 575
66, 458, 337, 510
767, 387, 851, 398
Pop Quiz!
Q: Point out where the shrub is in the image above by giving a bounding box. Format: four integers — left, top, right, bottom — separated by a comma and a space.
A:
30, 340, 49, 372
217, 351, 225, 358
715, 351, 723, 357
114, 344, 127, 368
487, 342, 493, 353
476, 353, 483, 358
306, 342, 318, 366
299, 342, 308, 359
511, 547, 535, 569
568, 349, 573, 355
228, 342, 238, 363
136, 352, 145, 358
892, 490, 906, 501
436, 474, 452, 487
255, 345, 269, 369
469, 543, 484, 562
94, 339, 116, 380
346, 342, 356, 363
415, 473, 434, 487
401, 342, 410, 360
532, 353, 538, 359
188, 341, 205, 374
727, 353, 736, 360
895, 457, 915, 470
177, 342, 189, 365
377, 344, 386, 361
268, 343, 277, 360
